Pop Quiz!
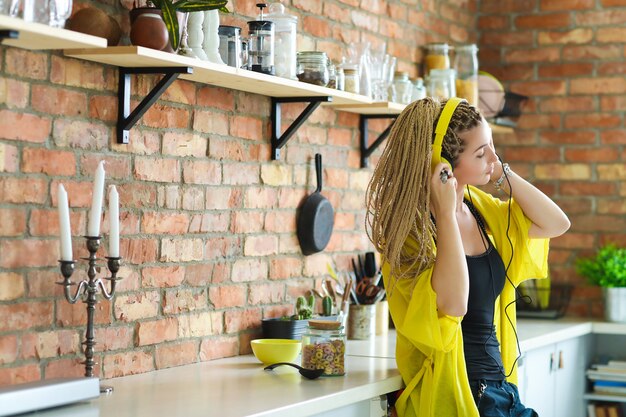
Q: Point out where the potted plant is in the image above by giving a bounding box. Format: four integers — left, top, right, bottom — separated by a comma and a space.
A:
262, 295, 335, 340
130, 0, 228, 52
576, 244, 626, 322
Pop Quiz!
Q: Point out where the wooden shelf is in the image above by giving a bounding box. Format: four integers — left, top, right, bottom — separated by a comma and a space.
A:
332, 101, 406, 115
65, 46, 380, 109
0, 15, 106, 50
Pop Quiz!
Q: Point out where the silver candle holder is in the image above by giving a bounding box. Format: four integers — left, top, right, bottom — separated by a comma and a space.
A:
57, 236, 122, 392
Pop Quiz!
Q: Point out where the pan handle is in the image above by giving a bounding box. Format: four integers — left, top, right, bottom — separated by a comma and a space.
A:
315, 153, 323, 193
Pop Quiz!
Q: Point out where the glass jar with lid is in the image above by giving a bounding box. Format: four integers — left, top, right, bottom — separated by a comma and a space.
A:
218, 25, 242, 68
454, 44, 479, 107
426, 69, 453, 100
424, 43, 450, 75
393, 71, 413, 104
343, 64, 360, 94
301, 320, 346, 376
264, 2, 297, 80
248, 4, 275, 75
296, 51, 329, 86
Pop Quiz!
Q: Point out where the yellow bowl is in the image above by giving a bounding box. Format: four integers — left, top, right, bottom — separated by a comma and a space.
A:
250, 339, 302, 365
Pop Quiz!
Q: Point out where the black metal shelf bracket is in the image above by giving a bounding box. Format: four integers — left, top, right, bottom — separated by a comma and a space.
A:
117, 66, 193, 144
360, 114, 398, 168
271, 96, 332, 160
0, 30, 19, 41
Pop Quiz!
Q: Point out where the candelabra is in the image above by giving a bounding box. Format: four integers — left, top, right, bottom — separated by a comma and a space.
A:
58, 236, 122, 392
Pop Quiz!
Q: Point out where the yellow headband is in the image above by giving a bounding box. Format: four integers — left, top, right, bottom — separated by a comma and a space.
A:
432, 97, 465, 173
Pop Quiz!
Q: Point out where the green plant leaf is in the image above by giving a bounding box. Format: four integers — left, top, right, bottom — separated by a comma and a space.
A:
576, 244, 626, 287
173, 0, 228, 12
160, 0, 180, 51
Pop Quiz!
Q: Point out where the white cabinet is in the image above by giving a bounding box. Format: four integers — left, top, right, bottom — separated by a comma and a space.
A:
519, 335, 590, 417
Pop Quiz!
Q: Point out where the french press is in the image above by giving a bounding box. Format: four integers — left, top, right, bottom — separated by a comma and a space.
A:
247, 3, 275, 75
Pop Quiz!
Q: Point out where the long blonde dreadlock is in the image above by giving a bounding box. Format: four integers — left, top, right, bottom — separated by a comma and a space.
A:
365, 97, 483, 286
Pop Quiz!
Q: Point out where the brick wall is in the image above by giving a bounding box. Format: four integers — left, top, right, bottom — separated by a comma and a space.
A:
478, 0, 626, 318
0, 0, 476, 384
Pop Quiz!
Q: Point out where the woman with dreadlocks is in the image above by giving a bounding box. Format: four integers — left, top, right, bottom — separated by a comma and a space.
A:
366, 98, 570, 417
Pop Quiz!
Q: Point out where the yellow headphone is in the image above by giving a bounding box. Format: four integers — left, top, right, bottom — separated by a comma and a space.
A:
431, 97, 465, 174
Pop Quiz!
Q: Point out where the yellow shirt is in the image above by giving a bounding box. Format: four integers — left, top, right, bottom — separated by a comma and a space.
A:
383, 186, 550, 417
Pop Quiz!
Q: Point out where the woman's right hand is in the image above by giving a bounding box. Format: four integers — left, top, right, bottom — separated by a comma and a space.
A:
430, 163, 457, 217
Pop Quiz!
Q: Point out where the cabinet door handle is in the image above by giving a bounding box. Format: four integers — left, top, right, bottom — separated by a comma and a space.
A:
558, 350, 564, 369
549, 352, 554, 372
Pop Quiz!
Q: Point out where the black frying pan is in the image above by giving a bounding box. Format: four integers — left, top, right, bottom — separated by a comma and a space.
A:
297, 154, 334, 256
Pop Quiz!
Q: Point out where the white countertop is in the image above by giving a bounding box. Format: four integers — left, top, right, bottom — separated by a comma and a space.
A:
20, 319, 626, 417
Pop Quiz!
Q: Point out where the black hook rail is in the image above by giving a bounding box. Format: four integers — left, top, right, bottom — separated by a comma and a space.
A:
360, 114, 397, 168
0, 30, 18, 41
271, 96, 332, 160
117, 66, 193, 144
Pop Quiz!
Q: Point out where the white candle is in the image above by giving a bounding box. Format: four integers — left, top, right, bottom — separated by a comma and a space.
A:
57, 184, 73, 261
108, 185, 120, 258
87, 161, 105, 237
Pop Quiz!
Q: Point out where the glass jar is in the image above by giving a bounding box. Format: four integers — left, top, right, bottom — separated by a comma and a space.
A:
424, 43, 450, 75
296, 51, 329, 86
426, 69, 452, 100
247, 4, 275, 75
264, 2, 297, 80
412, 77, 427, 101
327, 60, 337, 89
336, 66, 345, 91
301, 320, 346, 377
393, 71, 413, 104
343, 65, 359, 94
218, 25, 242, 68
454, 44, 479, 107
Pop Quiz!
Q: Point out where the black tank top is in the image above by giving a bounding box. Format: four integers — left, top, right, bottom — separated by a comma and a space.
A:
461, 200, 507, 381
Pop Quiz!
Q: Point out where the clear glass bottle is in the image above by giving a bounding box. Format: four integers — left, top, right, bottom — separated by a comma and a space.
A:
343, 65, 359, 94
264, 2, 297, 80
301, 320, 346, 377
411, 77, 426, 101
247, 4, 275, 75
454, 44, 479, 107
426, 69, 452, 100
296, 51, 329, 86
424, 43, 450, 76
218, 25, 242, 68
393, 71, 413, 104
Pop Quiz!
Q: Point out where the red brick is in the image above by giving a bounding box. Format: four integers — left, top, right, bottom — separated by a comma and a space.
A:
162, 132, 207, 157
293, 0, 322, 14
0, 301, 53, 331
22, 148, 76, 176
572, 77, 626, 95
516, 114, 561, 130
120, 238, 158, 265
601, 130, 626, 144
515, 13, 571, 29
81, 154, 131, 181
161, 238, 204, 262
162, 80, 196, 105
248, 282, 285, 305
56, 298, 111, 327
601, 0, 626, 5
510, 81, 566, 96
210, 262, 230, 284
563, 45, 622, 61
114, 291, 159, 323
481, 0, 535, 13
0, 142, 19, 172
50, 56, 106, 90
142, 265, 185, 288
5, 49, 47, 80
264, 211, 296, 233
597, 27, 626, 43
482, 31, 533, 47
199, 336, 238, 361
190, 212, 231, 234
222, 163, 260, 185
565, 148, 619, 162
541, 0, 593, 10
0, 239, 57, 268
232, 258, 268, 282
142, 211, 189, 234
52, 119, 108, 150
229, 115, 263, 141
0, 208, 26, 237
31, 85, 88, 117
243, 187, 279, 208
598, 62, 626, 76
576, 9, 626, 26
102, 350, 154, 378
564, 114, 621, 129
600, 96, 626, 111
232, 211, 264, 234
0, 110, 51, 142
184, 263, 213, 286
269, 257, 302, 280
0, 335, 18, 365
163, 288, 207, 314
141, 104, 189, 129
89, 95, 117, 122
205, 236, 242, 260
334, 212, 356, 230
478, 15, 508, 30
561, 182, 617, 196
193, 110, 229, 135
598, 199, 626, 214
134, 157, 180, 183
95, 326, 134, 352
539, 97, 595, 112
540, 131, 596, 144
196, 86, 235, 111
538, 28, 593, 45
111, 130, 160, 155
182, 160, 221, 184
303, 16, 330, 38
505, 47, 560, 64
224, 308, 262, 333
136, 318, 178, 346
155, 341, 198, 369
0, 364, 40, 387
0, 78, 29, 109
0, 271, 24, 300
244, 235, 278, 256
503, 147, 561, 162
209, 285, 247, 309
538, 63, 594, 78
